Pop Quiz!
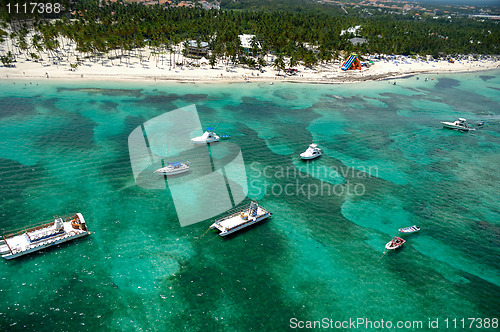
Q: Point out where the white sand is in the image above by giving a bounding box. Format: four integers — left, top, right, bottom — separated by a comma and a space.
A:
1, 39, 499, 83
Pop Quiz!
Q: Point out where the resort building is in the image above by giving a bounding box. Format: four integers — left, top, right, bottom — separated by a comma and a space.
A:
238, 34, 261, 55
185, 40, 209, 57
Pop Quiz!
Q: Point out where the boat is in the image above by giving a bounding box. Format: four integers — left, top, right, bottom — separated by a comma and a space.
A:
191, 127, 220, 144
477, 120, 485, 127
385, 236, 406, 250
154, 161, 190, 176
0, 213, 90, 260
398, 225, 420, 233
300, 143, 322, 160
441, 118, 471, 131
210, 201, 272, 237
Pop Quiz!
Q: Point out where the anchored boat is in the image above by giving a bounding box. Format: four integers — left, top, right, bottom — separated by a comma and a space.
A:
300, 143, 322, 160
441, 118, 471, 131
385, 236, 406, 250
0, 213, 90, 260
191, 127, 220, 144
154, 161, 190, 176
398, 225, 420, 233
210, 201, 272, 237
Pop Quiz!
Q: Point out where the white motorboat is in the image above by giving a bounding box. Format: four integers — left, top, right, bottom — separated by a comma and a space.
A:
300, 143, 322, 160
154, 161, 190, 175
210, 201, 272, 237
441, 118, 471, 131
398, 225, 420, 233
385, 236, 406, 250
191, 127, 220, 144
0, 213, 90, 260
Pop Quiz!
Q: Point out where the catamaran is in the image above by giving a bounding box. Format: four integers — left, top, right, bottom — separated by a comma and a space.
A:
300, 143, 322, 160
210, 201, 272, 237
0, 213, 90, 260
154, 161, 190, 176
191, 127, 220, 144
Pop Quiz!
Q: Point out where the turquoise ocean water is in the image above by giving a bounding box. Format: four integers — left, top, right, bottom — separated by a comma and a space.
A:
0, 71, 499, 331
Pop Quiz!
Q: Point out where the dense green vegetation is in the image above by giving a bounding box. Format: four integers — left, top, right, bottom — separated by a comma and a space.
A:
1, 0, 498, 68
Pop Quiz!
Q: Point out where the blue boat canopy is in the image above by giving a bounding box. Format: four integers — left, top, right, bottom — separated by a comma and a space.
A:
206, 127, 214, 130
168, 161, 182, 166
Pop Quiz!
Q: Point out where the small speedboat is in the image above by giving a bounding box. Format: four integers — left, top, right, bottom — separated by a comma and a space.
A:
398, 225, 420, 233
477, 120, 485, 127
441, 118, 471, 131
191, 127, 220, 144
300, 143, 322, 160
154, 161, 190, 176
385, 236, 406, 250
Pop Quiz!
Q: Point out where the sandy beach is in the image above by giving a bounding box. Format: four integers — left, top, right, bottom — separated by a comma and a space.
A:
1, 38, 499, 84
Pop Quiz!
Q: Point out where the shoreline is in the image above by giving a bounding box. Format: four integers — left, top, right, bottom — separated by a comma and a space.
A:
3, 65, 498, 85
1, 50, 499, 85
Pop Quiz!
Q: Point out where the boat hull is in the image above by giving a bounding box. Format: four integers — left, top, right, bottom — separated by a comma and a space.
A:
191, 138, 220, 144
2, 231, 90, 260
210, 203, 272, 237
154, 168, 190, 176
218, 214, 271, 237
300, 154, 321, 160
385, 237, 406, 250
1, 213, 89, 260
385, 242, 404, 250
398, 225, 420, 233
441, 122, 470, 131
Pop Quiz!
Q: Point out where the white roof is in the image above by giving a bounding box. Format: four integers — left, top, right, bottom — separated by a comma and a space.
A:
239, 34, 261, 49
341, 25, 361, 36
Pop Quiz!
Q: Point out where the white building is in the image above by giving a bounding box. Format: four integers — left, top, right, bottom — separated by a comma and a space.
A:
239, 34, 261, 54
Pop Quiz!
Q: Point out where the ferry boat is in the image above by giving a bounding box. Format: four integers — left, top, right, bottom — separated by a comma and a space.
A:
153, 161, 190, 176
191, 127, 220, 144
0, 213, 90, 260
300, 143, 322, 160
210, 201, 272, 237
385, 236, 406, 250
441, 118, 471, 131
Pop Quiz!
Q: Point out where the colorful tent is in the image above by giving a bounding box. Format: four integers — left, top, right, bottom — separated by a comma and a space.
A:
341, 54, 362, 71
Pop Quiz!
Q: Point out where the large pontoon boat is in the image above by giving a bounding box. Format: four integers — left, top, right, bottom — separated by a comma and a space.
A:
0, 213, 90, 260
210, 201, 272, 237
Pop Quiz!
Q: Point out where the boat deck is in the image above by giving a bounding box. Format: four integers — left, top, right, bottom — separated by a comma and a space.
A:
1, 214, 89, 258
211, 204, 271, 235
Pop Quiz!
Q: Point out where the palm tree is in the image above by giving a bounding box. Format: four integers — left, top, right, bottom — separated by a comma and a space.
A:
209, 53, 217, 69
250, 35, 259, 57
247, 57, 257, 69
258, 57, 266, 70
31, 33, 44, 61
273, 54, 285, 74
288, 54, 298, 68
